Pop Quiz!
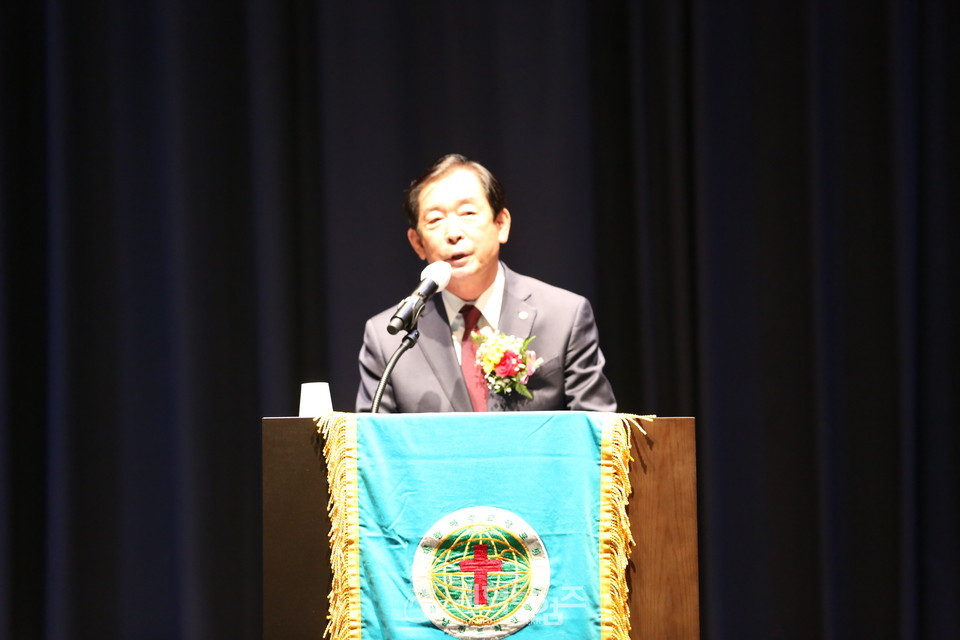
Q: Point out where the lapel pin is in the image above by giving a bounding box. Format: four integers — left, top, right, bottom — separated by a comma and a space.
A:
518, 311, 529, 320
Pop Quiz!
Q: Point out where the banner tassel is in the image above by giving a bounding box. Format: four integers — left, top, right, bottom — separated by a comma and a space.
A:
318, 413, 362, 640
598, 413, 640, 640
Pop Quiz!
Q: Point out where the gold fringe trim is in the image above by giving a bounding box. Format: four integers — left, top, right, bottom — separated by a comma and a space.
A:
317, 413, 362, 640
598, 413, 648, 640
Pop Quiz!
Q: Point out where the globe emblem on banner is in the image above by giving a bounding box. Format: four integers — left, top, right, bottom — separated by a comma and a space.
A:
412, 507, 550, 639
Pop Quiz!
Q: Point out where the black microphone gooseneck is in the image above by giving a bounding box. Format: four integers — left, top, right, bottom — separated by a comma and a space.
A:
371, 328, 419, 413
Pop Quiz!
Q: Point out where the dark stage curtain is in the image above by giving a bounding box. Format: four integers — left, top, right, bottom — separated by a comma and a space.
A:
1, 1, 957, 638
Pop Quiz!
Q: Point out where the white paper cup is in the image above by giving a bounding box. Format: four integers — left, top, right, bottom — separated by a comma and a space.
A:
299, 382, 333, 417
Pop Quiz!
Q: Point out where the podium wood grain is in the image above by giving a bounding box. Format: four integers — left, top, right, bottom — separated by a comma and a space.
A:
627, 417, 700, 639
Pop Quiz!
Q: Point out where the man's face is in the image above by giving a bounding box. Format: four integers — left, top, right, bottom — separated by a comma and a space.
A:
407, 168, 511, 301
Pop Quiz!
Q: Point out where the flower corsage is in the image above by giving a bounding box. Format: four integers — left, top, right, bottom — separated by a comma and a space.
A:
471, 327, 544, 399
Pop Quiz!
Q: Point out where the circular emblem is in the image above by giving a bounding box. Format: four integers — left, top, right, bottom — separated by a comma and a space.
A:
412, 507, 550, 639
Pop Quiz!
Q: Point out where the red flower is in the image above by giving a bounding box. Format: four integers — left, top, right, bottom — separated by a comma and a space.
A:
495, 351, 522, 377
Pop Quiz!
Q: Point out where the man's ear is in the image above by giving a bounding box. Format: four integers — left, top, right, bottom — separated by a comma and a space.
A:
495, 208, 512, 244
407, 227, 427, 260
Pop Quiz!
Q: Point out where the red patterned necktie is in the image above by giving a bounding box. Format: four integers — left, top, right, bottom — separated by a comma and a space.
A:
460, 305, 488, 412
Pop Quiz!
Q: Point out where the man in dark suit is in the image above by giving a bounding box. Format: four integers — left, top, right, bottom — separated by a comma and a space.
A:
356, 154, 616, 413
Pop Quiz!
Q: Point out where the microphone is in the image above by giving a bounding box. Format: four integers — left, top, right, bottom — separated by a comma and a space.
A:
387, 261, 453, 334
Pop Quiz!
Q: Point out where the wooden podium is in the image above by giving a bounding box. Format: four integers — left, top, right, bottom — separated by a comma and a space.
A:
262, 415, 699, 639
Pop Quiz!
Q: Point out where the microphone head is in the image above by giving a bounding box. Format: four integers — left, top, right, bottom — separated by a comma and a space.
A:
420, 260, 452, 291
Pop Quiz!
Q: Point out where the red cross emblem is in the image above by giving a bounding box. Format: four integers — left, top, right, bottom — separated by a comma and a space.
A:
459, 543, 503, 605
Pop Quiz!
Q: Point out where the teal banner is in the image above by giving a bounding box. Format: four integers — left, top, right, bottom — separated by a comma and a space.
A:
356, 412, 606, 639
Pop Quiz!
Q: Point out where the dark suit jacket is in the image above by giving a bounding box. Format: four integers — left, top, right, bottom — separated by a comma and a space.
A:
356, 264, 616, 412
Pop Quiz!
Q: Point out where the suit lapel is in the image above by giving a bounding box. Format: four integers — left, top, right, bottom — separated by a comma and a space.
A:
416, 297, 473, 412
498, 265, 536, 340
486, 266, 537, 410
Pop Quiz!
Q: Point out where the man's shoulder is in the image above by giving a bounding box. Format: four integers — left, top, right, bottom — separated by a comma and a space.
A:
504, 265, 590, 305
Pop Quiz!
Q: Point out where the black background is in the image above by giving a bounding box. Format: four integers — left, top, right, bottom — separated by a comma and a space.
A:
2, 1, 957, 638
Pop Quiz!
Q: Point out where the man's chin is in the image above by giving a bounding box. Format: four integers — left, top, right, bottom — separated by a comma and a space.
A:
446, 275, 469, 295
446, 273, 477, 295
447, 260, 476, 279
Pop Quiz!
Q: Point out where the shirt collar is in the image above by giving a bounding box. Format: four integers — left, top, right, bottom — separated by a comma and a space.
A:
440, 262, 505, 329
